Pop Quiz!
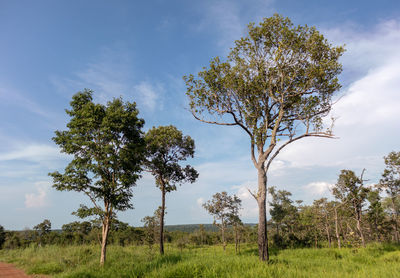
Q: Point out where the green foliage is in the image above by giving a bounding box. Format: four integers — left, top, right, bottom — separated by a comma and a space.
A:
144, 125, 198, 192
33, 219, 51, 235
0, 225, 5, 249
49, 89, 146, 264
380, 151, 400, 197
141, 208, 161, 248
333, 170, 369, 210
268, 187, 298, 232
49, 89, 145, 215
203, 192, 242, 228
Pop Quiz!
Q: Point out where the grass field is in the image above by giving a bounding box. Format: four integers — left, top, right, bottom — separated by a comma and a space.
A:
1, 243, 400, 277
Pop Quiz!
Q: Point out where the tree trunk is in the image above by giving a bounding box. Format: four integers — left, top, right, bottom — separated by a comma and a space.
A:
391, 197, 399, 243
160, 187, 166, 255
221, 221, 226, 251
325, 222, 331, 248
334, 207, 341, 249
355, 208, 365, 247
100, 213, 110, 266
256, 166, 269, 261
235, 226, 238, 254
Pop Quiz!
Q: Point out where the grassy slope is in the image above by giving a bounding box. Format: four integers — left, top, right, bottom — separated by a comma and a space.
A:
1, 243, 399, 278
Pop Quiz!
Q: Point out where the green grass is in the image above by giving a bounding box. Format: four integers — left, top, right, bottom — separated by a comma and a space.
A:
1, 243, 400, 277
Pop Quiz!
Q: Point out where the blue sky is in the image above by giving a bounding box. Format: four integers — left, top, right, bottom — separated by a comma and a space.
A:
1, 0, 400, 230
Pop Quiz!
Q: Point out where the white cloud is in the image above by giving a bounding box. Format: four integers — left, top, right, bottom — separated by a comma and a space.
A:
24, 181, 51, 208
275, 19, 400, 175
233, 181, 259, 219
196, 197, 204, 206
324, 20, 400, 75
304, 182, 334, 196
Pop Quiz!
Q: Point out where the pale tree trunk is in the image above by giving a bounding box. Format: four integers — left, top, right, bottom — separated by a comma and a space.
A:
100, 209, 111, 266
160, 186, 166, 255
324, 213, 332, 248
391, 197, 400, 243
325, 222, 331, 248
235, 225, 238, 254
355, 207, 365, 247
221, 220, 226, 251
256, 166, 269, 261
334, 207, 341, 249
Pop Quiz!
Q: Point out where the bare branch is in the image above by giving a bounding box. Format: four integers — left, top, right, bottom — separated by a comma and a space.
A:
247, 188, 258, 200
265, 132, 337, 172
191, 110, 236, 126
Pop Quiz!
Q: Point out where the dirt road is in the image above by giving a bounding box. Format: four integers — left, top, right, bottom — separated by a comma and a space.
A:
0, 262, 35, 278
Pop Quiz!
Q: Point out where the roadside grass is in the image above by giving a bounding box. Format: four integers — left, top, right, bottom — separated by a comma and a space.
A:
1, 243, 400, 277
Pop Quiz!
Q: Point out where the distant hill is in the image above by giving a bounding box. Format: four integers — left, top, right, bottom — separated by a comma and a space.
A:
164, 223, 256, 233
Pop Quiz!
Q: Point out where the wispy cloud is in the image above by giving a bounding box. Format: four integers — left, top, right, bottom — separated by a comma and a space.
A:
51, 46, 164, 111
195, 0, 274, 49
0, 85, 50, 118
134, 81, 163, 112
0, 144, 63, 162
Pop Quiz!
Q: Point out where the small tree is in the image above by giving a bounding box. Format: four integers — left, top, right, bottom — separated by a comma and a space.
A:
332, 169, 369, 247
366, 189, 385, 241
312, 198, 334, 248
33, 219, 51, 246
268, 186, 297, 236
203, 191, 242, 251
144, 125, 198, 255
0, 225, 5, 249
141, 208, 161, 250
185, 14, 344, 260
49, 90, 145, 265
379, 151, 400, 242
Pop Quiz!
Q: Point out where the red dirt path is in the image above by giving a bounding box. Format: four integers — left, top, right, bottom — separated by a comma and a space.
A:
0, 262, 45, 278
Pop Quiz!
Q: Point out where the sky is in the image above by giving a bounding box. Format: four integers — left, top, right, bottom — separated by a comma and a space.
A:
1, 0, 400, 230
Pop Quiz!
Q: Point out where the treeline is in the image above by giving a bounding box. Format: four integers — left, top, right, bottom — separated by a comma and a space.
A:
0, 220, 259, 251
267, 152, 400, 249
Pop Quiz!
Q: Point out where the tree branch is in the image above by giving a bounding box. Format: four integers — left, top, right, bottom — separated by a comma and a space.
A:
191, 110, 236, 126
265, 132, 337, 172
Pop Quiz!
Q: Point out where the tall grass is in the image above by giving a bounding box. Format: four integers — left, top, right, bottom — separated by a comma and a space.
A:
1, 243, 399, 277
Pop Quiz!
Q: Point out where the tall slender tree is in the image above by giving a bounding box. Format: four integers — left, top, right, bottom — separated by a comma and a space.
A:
379, 151, 400, 242
184, 14, 344, 260
144, 125, 198, 255
203, 191, 242, 251
332, 169, 369, 247
49, 90, 145, 265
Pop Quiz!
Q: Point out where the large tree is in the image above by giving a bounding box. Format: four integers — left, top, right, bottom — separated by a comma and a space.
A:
49, 90, 145, 265
184, 14, 344, 260
144, 125, 198, 255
